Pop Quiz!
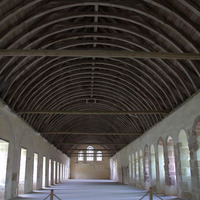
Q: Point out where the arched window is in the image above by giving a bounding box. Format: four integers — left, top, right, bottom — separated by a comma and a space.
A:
87, 146, 94, 161
0, 139, 9, 198
158, 140, 165, 194
129, 155, 132, 178
132, 154, 135, 179
135, 152, 139, 182
96, 151, 102, 161
150, 145, 156, 184
139, 150, 144, 184
144, 146, 149, 185
78, 151, 84, 161
179, 130, 191, 189
167, 136, 176, 186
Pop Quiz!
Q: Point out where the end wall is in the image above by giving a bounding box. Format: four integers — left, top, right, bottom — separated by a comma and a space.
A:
70, 145, 110, 179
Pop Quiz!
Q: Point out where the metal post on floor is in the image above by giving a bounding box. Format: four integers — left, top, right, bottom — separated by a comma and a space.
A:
50, 189, 54, 200
139, 186, 164, 200
149, 187, 153, 200
43, 189, 62, 200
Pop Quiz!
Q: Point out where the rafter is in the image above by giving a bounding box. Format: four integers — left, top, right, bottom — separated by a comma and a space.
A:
61, 149, 118, 151
66, 153, 114, 155
58, 143, 127, 145
69, 156, 113, 157
17, 110, 170, 115
41, 131, 141, 136
0, 49, 200, 59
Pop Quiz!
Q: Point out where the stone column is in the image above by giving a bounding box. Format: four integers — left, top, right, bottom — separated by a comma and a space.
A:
188, 134, 200, 200
6, 146, 21, 199
37, 155, 43, 189
24, 150, 34, 193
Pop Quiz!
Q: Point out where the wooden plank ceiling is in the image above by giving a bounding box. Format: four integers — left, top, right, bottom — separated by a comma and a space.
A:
0, 0, 200, 157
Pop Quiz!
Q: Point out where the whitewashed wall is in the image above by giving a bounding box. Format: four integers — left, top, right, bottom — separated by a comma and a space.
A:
0, 100, 70, 199
111, 91, 200, 200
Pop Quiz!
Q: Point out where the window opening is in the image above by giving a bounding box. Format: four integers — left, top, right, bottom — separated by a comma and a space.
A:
60, 163, 63, 182
18, 148, 27, 195
49, 159, 51, 186
87, 146, 94, 161
158, 141, 165, 193
57, 162, 60, 183
53, 161, 56, 184
144, 146, 149, 187
132, 154, 135, 179
139, 150, 144, 184
179, 130, 191, 189
151, 145, 156, 184
167, 137, 176, 186
97, 151, 102, 161
42, 156, 46, 188
78, 151, 84, 161
33, 153, 38, 190
135, 152, 139, 182
0, 139, 9, 199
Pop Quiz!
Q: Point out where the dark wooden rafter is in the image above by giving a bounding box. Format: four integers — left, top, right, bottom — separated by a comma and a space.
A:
17, 110, 170, 115
0, 0, 200, 154
41, 131, 142, 136
60, 149, 118, 151
0, 49, 200, 59
67, 154, 114, 158
58, 143, 127, 145
66, 153, 114, 154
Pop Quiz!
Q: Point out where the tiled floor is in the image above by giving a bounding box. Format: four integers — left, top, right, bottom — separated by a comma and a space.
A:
12, 179, 178, 200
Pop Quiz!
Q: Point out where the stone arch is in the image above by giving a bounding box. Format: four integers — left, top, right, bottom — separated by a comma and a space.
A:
1, 111, 16, 145
18, 129, 34, 150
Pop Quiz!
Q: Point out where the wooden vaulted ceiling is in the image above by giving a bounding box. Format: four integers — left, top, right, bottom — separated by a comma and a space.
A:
0, 0, 200, 157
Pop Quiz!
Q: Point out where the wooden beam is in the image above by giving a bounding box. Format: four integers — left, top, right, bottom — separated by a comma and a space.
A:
69, 156, 113, 157
59, 143, 127, 145
0, 49, 200, 60
61, 149, 118, 151
41, 131, 141, 136
66, 153, 114, 155
17, 110, 169, 115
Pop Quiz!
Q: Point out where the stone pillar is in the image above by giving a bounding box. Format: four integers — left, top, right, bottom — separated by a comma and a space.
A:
188, 134, 200, 200
37, 155, 43, 189
174, 142, 182, 197
164, 147, 170, 186
154, 148, 159, 192
46, 157, 49, 186
5, 146, 20, 199
175, 140, 192, 200
51, 160, 54, 185
24, 150, 34, 193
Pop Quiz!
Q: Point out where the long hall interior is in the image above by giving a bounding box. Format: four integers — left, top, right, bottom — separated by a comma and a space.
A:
0, 0, 200, 200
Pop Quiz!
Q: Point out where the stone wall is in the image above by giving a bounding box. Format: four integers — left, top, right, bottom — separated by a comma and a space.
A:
0, 100, 70, 199
70, 145, 110, 179
111, 91, 200, 200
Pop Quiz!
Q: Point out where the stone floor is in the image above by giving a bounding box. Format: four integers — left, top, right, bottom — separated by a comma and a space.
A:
12, 179, 178, 200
